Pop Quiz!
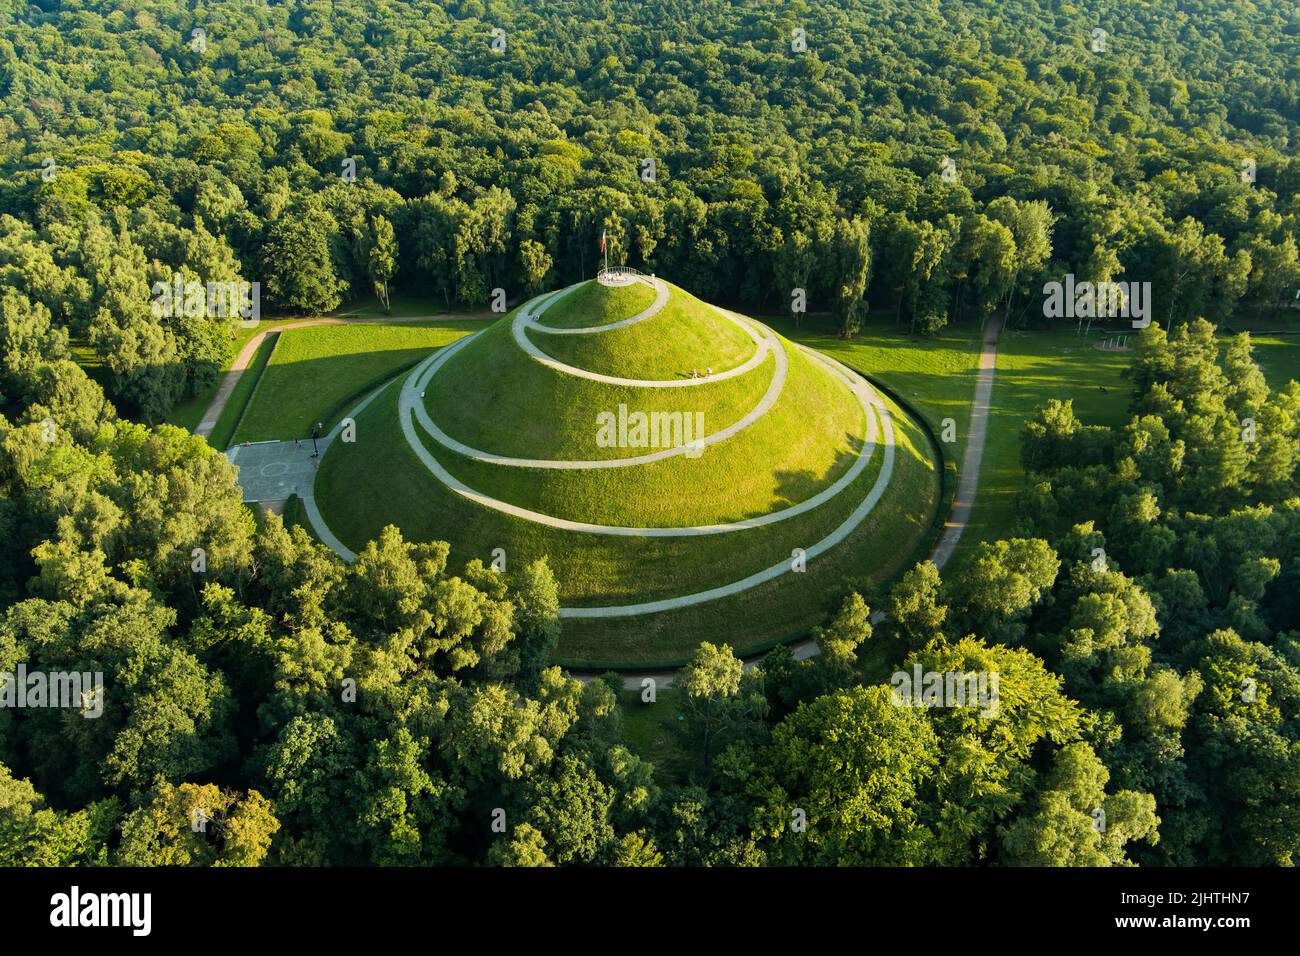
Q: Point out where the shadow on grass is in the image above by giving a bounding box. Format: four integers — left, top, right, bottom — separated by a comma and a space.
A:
233, 321, 488, 443
769, 432, 866, 509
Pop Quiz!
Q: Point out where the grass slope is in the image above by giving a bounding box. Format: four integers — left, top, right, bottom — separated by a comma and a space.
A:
426, 314, 777, 462
776, 313, 1141, 566
321, 377, 883, 599
233, 320, 485, 443
551, 398, 940, 664
165, 295, 484, 441
430, 341, 868, 527
770, 311, 983, 463
538, 279, 657, 329
316, 375, 939, 664
535, 281, 756, 378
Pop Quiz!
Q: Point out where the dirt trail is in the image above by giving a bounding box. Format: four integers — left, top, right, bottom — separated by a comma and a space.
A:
589, 314, 1005, 687
926, 313, 1004, 570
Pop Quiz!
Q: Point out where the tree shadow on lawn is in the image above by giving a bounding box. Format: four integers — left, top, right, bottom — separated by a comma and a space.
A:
765, 418, 940, 518
990, 357, 1132, 427
767, 432, 866, 510
235, 325, 486, 442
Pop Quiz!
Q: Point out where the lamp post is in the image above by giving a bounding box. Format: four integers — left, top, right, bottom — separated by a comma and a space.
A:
311, 422, 321, 458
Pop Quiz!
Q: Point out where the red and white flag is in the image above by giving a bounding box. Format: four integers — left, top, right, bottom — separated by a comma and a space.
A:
600, 229, 606, 253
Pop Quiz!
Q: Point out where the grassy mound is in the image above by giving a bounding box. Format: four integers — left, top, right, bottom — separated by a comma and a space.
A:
316, 379, 938, 663
532, 281, 757, 378
425, 314, 777, 462
534, 279, 657, 330
311, 279, 945, 666
428, 343, 867, 526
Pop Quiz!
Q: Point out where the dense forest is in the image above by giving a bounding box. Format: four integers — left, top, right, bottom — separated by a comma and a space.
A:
1, 0, 1299, 866
2, 0, 1299, 420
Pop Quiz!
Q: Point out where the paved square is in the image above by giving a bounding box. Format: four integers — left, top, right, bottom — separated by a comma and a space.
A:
227, 439, 328, 502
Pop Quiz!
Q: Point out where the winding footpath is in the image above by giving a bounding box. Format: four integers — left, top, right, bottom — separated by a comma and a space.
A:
599, 312, 1006, 686
294, 282, 1005, 686
927, 313, 1004, 571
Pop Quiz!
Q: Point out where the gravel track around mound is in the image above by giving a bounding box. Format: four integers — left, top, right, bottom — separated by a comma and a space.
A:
306, 285, 902, 620
411, 316, 788, 469
515, 282, 771, 387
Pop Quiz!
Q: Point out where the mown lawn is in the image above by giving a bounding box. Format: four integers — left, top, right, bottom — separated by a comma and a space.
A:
961, 323, 1295, 559
166, 390, 217, 434
1239, 333, 1300, 391
539, 278, 656, 329
548, 397, 940, 666
773, 317, 1292, 567
302, 297, 947, 665
964, 325, 1132, 555
321, 374, 885, 602
618, 687, 690, 785
316, 373, 941, 666
536, 281, 756, 378
431, 337, 869, 527
230, 295, 1300, 667
429, 312, 777, 462
772, 313, 1140, 565
232, 319, 487, 443
163, 295, 483, 439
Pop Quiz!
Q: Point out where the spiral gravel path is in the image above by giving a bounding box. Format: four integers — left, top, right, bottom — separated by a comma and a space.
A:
309, 280, 901, 618
514, 279, 771, 387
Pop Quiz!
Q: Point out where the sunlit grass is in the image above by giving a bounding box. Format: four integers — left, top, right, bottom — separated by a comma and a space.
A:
207, 333, 277, 449
164, 295, 481, 438
430, 337, 867, 526
964, 326, 1132, 555
327, 292, 479, 319
232, 320, 487, 443
768, 311, 983, 459
165, 322, 268, 435
537, 281, 755, 377
316, 376, 940, 665
1240, 333, 1300, 391
427, 313, 775, 461
540, 279, 656, 329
